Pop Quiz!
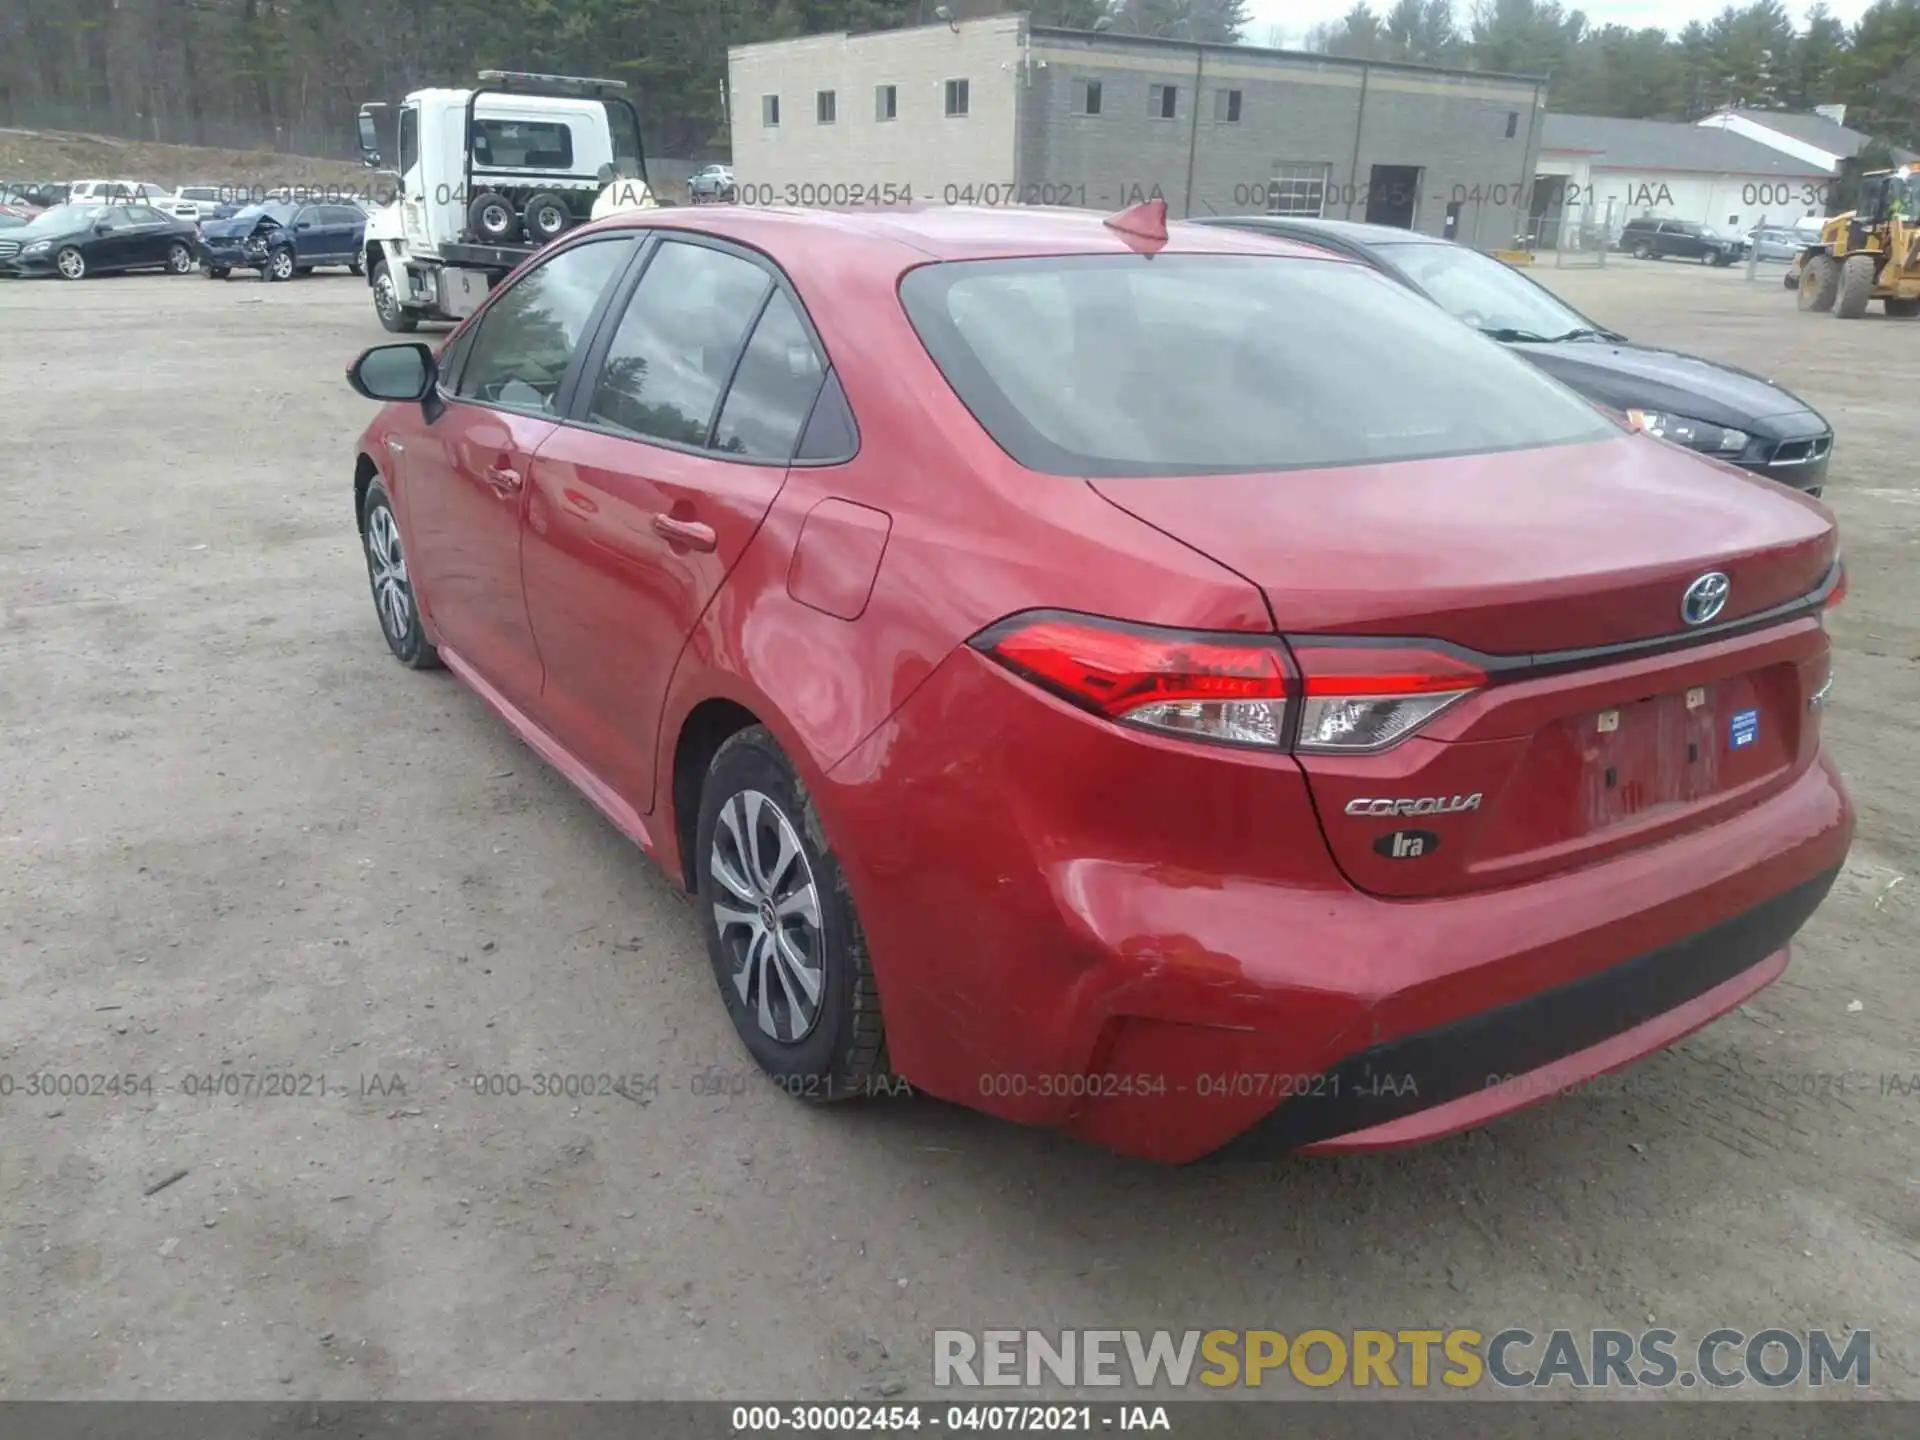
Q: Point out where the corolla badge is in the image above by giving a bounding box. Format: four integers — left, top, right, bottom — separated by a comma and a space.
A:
1681, 571, 1730, 626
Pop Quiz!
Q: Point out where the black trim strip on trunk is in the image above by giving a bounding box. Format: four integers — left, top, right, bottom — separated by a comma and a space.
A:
1209, 864, 1841, 1160
1286, 559, 1841, 683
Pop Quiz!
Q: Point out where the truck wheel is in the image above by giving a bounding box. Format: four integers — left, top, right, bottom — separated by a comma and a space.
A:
468, 192, 516, 243
1835, 253, 1876, 318
522, 191, 572, 244
1798, 254, 1839, 312
372, 261, 419, 334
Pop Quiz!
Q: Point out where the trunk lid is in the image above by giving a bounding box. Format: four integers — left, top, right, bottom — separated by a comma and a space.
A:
1089, 433, 1838, 898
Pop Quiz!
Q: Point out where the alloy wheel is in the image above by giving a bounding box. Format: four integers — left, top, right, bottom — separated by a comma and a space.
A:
365, 503, 413, 644
271, 250, 294, 280
56, 248, 85, 280
710, 790, 826, 1044
167, 242, 193, 274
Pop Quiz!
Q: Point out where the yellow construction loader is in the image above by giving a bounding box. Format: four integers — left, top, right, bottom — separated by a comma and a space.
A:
1796, 166, 1920, 318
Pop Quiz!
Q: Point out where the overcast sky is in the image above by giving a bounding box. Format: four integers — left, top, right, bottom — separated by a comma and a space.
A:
1246, 0, 1879, 48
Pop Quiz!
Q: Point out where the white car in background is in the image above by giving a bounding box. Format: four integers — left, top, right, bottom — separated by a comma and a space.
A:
67, 180, 200, 224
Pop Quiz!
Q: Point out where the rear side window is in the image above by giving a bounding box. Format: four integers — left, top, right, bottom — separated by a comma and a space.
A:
585, 241, 773, 448
456, 239, 634, 414
473, 119, 575, 169
714, 292, 827, 460
899, 254, 1617, 476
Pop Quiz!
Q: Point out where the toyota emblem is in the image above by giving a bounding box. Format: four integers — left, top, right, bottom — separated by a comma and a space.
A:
1681, 571, 1730, 626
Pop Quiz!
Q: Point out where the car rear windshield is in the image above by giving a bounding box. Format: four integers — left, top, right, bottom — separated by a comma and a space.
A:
898, 254, 1618, 476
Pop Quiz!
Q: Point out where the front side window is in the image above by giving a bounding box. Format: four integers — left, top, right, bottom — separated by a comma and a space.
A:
397, 107, 419, 175
900, 254, 1617, 477
586, 241, 775, 448
456, 239, 635, 414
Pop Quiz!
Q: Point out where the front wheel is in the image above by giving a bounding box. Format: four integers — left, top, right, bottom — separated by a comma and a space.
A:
695, 727, 890, 1100
265, 248, 296, 282
55, 246, 86, 280
203, 265, 229, 280
361, 479, 440, 669
372, 261, 418, 333
1835, 253, 1876, 318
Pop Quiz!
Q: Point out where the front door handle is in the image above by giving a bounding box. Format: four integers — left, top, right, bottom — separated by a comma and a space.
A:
483, 465, 522, 495
651, 514, 718, 552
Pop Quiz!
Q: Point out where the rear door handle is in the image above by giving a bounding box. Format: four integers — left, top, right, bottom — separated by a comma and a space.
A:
650, 514, 717, 552
483, 465, 522, 495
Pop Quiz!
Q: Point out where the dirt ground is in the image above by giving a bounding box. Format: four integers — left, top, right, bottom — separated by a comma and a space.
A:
0, 127, 368, 193
0, 253, 1914, 1405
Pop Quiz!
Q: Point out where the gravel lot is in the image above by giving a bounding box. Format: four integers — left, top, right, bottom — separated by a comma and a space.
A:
1, 255, 1915, 1403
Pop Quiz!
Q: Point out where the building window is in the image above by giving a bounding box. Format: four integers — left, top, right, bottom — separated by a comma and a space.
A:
945, 78, 969, 117
1505, 110, 1518, 138
817, 90, 836, 124
761, 95, 780, 127
1214, 89, 1242, 123
1149, 84, 1177, 120
1074, 79, 1102, 116
876, 84, 897, 121
1268, 162, 1330, 217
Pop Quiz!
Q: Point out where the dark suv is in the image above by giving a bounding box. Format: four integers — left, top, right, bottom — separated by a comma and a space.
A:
1620, 218, 1750, 266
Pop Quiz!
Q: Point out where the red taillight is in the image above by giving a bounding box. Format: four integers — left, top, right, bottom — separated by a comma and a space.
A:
973, 616, 1487, 754
974, 614, 1294, 749
1289, 642, 1486, 753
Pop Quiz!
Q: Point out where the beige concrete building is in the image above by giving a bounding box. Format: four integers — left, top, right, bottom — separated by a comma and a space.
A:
726, 13, 1547, 245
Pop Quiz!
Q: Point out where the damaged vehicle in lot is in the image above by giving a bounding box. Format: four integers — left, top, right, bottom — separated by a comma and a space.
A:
197, 199, 367, 281
0, 202, 198, 280
341, 203, 1852, 1164
1198, 216, 1836, 497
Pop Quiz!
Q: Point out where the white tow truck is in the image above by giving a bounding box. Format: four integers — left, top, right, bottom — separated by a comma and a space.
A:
356, 69, 655, 332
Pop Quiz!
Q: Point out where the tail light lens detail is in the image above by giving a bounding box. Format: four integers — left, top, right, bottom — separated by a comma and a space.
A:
974, 614, 1294, 749
1291, 643, 1487, 754
973, 616, 1487, 754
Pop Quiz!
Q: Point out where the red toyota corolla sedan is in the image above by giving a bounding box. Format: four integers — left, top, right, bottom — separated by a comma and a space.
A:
344, 201, 1852, 1164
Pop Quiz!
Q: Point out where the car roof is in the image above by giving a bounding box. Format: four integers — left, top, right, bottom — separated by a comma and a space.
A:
1195, 214, 1451, 250
579, 203, 1346, 268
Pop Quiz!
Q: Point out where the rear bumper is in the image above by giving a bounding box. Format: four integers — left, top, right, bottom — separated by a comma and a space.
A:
824, 649, 1854, 1164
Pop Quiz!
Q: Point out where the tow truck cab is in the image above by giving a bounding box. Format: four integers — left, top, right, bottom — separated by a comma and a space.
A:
357, 69, 651, 331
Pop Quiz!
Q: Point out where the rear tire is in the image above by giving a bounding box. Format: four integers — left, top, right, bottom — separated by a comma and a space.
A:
521, 191, 572, 244
1631, 241, 1652, 260
1835, 253, 1876, 318
361, 478, 440, 670
372, 261, 418, 334
1798, 253, 1839, 312
1885, 297, 1919, 318
467, 191, 516, 243
203, 266, 229, 280
165, 241, 194, 275
695, 727, 890, 1102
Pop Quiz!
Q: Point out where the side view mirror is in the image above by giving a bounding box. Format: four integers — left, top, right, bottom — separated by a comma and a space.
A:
347, 343, 436, 403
